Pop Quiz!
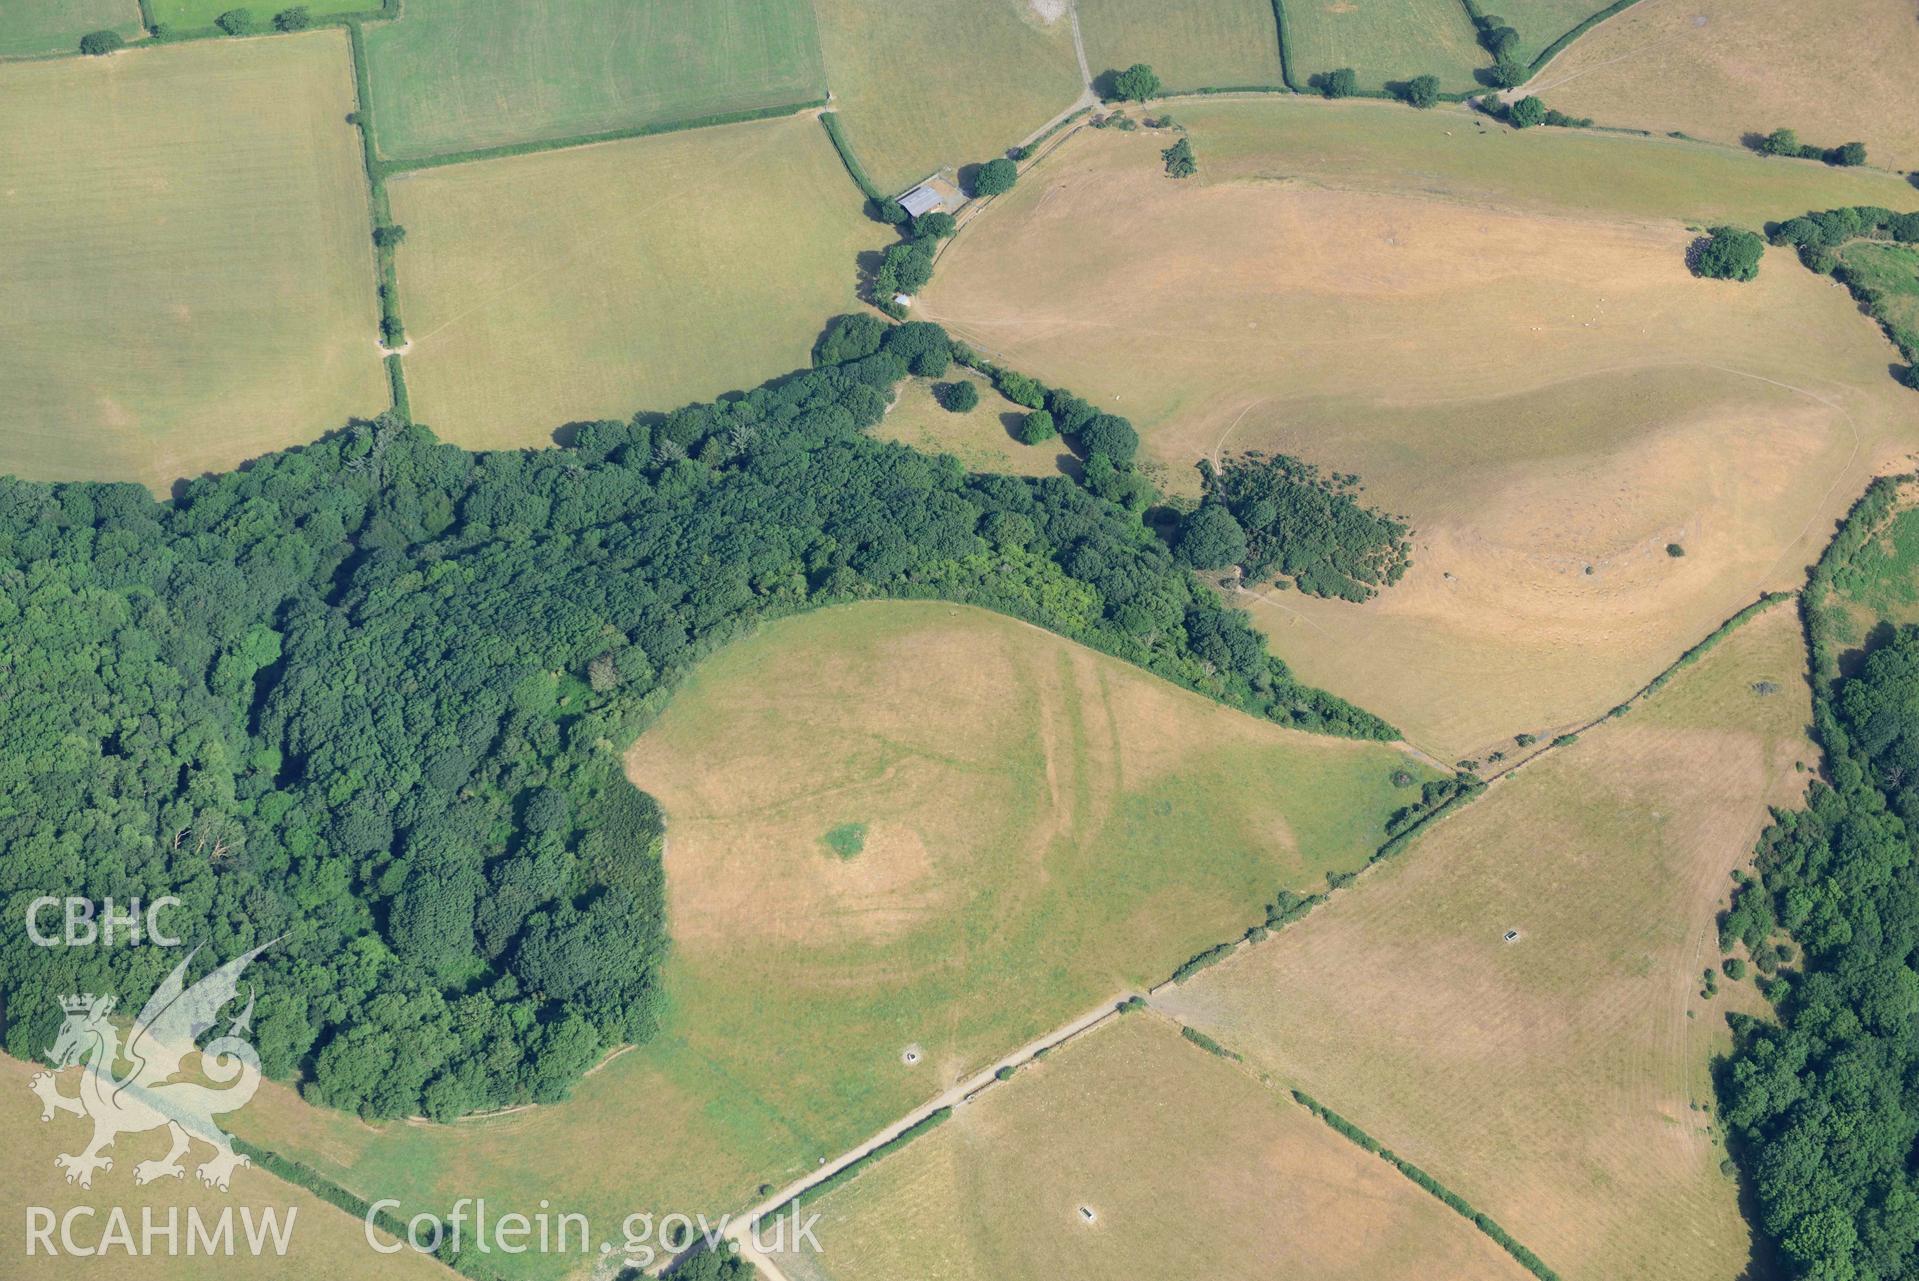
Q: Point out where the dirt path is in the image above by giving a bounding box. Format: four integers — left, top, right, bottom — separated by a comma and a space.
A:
723, 991, 1136, 1279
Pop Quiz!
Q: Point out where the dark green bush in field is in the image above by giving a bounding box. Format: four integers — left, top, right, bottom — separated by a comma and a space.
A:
1174, 504, 1248, 570
274, 6, 312, 30
1828, 141, 1868, 167
973, 158, 1018, 197
1398, 74, 1441, 108
813, 313, 886, 366
1691, 226, 1765, 281
934, 380, 979, 413
1076, 413, 1139, 465
0, 344, 1398, 1120
372, 223, 406, 248
1017, 409, 1057, 444
1205, 453, 1411, 601
1509, 96, 1546, 129
215, 8, 255, 34
1161, 137, 1197, 179
79, 28, 125, 53
1319, 67, 1359, 98
1111, 62, 1162, 102
1487, 57, 1527, 89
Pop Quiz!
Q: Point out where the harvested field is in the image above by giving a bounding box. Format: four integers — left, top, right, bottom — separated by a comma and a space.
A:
772, 1014, 1532, 1281
0, 33, 386, 490
387, 114, 884, 449
363, 0, 826, 160
1534, 0, 1919, 172
1077, 0, 1284, 92
810, 0, 1084, 196
921, 99, 1919, 757
1157, 602, 1813, 1281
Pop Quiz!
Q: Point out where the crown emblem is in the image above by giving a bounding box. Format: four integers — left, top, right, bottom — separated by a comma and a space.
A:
59, 994, 112, 1015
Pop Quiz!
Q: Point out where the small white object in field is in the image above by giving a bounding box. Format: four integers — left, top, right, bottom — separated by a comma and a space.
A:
1078, 1206, 1097, 1223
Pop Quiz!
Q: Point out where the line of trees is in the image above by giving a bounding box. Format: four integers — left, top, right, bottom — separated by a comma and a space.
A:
1756, 128, 1868, 168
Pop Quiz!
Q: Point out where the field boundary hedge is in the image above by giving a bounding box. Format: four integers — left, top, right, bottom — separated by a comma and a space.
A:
378, 98, 830, 176
1284, 1087, 1563, 1280
1266, 0, 1303, 91
762, 1107, 954, 1219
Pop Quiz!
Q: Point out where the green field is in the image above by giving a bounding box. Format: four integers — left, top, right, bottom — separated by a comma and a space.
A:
363, 0, 827, 161
232, 601, 1429, 1281
387, 113, 885, 450
1841, 240, 1919, 352
1281, 0, 1487, 92
812, 0, 1084, 196
147, 0, 370, 29
0, 33, 387, 490
1492, 0, 1615, 66
776, 1014, 1532, 1281
0, 0, 141, 54
1077, 0, 1284, 92
1158, 604, 1810, 1280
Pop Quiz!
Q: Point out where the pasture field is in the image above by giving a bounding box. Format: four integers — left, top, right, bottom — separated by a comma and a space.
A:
148, 0, 368, 28
921, 100, 1919, 758
1831, 482, 1919, 635
810, 0, 1084, 196
1490, 0, 1616, 67
235, 602, 1429, 1281
1157, 602, 1812, 1281
0, 1055, 452, 1281
874, 371, 1073, 477
0, 0, 140, 55
1076, 0, 1284, 92
0, 33, 386, 491
1280, 0, 1486, 93
772, 1014, 1532, 1281
1533, 0, 1919, 172
1841, 240, 1919, 351
387, 114, 884, 450
362, 0, 826, 161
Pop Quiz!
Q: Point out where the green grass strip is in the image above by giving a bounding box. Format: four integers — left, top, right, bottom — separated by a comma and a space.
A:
381, 99, 828, 177
1179, 1025, 1241, 1060
1529, 0, 1646, 73
820, 110, 884, 202
1287, 1089, 1563, 1281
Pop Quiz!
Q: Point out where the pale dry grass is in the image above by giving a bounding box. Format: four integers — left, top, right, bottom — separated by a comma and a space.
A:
773, 1014, 1532, 1281
0, 1055, 453, 1280
921, 104, 1919, 757
1535, 0, 1919, 172
1156, 603, 1813, 1281
0, 34, 387, 491
388, 113, 885, 449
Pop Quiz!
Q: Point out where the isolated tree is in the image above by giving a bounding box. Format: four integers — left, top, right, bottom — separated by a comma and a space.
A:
1828, 141, 1868, 167
1400, 74, 1441, 108
215, 8, 254, 34
274, 5, 311, 30
1761, 127, 1801, 156
1691, 226, 1765, 281
973, 157, 1018, 197
1321, 67, 1359, 99
1017, 409, 1057, 445
1175, 504, 1249, 570
1161, 136, 1197, 179
1509, 95, 1547, 129
78, 29, 125, 54
934, 380, 978, 412
1112, 62, 1162, 102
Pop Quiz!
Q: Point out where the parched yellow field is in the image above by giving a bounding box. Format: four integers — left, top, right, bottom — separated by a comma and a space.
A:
874, 370, 1072, 477
1077, 0, 1284, 92
1534, 0, 1919, 172
0, 33, 387, 491
921, 99, 1919, 758
1156, 602, 1811, 1281
811, 0, 1084, 196
774, 1014, 1532, 1281
0, 1055, 452, 1281
387, 113, 884, 450
231, 601, 1428, 1281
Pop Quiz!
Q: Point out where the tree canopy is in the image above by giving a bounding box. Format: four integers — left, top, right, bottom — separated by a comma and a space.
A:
1692, 226, 1766, 281
1205, 453, 1411, 601
973, 158, 1018, 197
1111, 63, 1162, 103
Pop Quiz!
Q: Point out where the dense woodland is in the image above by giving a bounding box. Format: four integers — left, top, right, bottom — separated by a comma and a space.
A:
0, 330, 1391, 1120
1722, 628, 1919, 1280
